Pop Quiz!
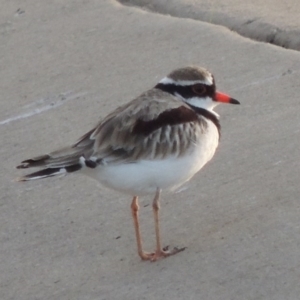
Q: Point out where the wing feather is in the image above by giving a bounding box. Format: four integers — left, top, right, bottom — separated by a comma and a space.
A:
73, 89, 209, 164
17, 89, 209, 174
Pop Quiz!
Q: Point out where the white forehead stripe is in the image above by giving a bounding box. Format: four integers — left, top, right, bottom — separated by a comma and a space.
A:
159, 76, 213, 86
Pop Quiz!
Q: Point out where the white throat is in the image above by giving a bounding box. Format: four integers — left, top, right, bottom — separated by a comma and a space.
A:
174, 93, 220, 117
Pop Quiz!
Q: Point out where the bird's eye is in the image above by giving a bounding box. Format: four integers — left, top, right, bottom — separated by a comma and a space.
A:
192, 84, 206, 96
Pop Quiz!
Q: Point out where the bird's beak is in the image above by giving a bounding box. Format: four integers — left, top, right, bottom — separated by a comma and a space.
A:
214, 91, 240, 104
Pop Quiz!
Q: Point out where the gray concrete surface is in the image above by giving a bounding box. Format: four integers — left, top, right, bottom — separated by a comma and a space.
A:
121, 0, 300, 50
1, 0, 300, 299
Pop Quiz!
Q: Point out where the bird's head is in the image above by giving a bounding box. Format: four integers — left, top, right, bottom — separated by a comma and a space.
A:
155, 66, 240, 113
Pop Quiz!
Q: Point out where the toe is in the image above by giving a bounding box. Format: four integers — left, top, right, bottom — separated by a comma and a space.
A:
150, 246, 186, 262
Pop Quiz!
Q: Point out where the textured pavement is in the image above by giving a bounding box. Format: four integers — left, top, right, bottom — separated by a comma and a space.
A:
1, 1, 300, 299
121, 0, 300, 50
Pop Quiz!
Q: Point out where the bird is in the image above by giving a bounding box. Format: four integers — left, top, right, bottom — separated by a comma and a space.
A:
17, 66, 240, 261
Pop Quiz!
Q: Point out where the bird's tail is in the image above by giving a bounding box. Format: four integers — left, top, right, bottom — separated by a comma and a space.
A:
16, 146, 85, 181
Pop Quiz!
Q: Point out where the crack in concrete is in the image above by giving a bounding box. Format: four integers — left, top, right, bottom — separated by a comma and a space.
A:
0, 91, 88, 126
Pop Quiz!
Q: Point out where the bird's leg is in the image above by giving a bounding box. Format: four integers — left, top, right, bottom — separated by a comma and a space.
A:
153, 189, 163, 252
151, 189, 186, 261
131, 196, 154, 260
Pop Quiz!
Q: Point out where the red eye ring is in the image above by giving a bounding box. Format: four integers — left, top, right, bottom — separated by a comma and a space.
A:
192, 84, 206, 96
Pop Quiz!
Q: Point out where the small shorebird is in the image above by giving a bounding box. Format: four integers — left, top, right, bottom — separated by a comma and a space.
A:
17, 66, 239, 261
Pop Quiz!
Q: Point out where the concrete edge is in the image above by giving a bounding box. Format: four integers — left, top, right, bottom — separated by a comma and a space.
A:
118, 0, 300, 51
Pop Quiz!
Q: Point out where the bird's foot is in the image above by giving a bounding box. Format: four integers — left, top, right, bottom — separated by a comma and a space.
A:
139, 246, 186, 262
150, 246, 186, 262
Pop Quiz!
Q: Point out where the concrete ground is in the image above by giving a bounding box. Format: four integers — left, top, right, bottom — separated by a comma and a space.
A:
121, 0, 300, 50
1, 1, 300, 299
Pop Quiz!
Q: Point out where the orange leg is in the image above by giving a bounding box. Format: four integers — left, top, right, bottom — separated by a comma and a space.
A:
131, 196, 153, 260
150, 189, 186, 262
131, 192, 185, 261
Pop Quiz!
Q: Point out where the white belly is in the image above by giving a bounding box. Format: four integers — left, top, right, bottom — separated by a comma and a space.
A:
82, 123, 219, 196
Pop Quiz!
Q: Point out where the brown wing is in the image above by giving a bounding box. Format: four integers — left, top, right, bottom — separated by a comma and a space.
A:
17, 89, 208, 173
75, 89, 208, 164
